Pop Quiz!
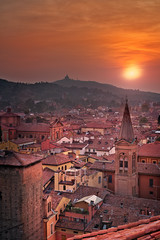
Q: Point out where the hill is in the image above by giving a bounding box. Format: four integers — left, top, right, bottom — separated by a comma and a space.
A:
0, 76, 159, 113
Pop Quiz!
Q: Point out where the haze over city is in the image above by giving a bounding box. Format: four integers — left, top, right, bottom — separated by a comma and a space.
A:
1, 0, 160, 93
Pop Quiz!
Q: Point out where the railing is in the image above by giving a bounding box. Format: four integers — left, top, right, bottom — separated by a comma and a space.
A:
65, 207, 89, 215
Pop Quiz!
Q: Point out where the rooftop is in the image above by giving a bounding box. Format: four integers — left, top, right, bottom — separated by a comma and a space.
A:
68, 215, 160, 240
42, 153, 72, 166
76, 195, 103, 205
0, 151, 43, 167
138, 142, 160, 158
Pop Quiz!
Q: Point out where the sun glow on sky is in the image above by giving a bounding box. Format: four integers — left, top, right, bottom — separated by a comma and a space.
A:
0, 0, 160, 92
123, 65, 142, 80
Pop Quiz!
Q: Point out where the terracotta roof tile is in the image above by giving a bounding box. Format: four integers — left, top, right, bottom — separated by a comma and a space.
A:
67, 216, 160, 240
138, 142, 160, 158
17, 122, 50, 132
61, 185, 110, 202
43, 167, 55, 186
42, 153, 72, 166
90, 160, 115, 172
138, 163, 160, 176
0, 151, 43, 167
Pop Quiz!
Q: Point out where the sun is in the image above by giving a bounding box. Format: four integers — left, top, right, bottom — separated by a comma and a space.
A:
123, 65, 142, 80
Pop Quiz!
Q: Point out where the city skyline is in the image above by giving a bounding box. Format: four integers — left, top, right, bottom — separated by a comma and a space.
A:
1, 0, 160, 93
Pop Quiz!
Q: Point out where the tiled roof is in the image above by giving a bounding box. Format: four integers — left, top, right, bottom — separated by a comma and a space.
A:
63, 143, 88, 150
42, 153, 72, 166
16, 123, 50, 132
0, 151, 43, 167
0, 111, 20, 118
138, 162, 160, 176
138, 142, 160, 158
50, 118, 63, 127
56, 218, 85, 231
82, 122, 113, 129
43, 167, 55, 186
11, 138, 36, 145
61, 185, 110, 202
90, 160, 115, 172
67, 216, 160, 240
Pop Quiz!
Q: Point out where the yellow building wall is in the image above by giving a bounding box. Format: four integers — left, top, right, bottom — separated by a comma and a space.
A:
81, 127, 104, 135
87, 156, 97, 164
44, 215, 56, 240
44, 197, 70, 240
0, 141, 9, 150
87, 171, 103, 188
0, 141, 18, 152
55, 197, 70, 216
42, 161, 73, 171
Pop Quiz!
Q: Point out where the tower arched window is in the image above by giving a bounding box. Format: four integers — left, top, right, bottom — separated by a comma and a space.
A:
119, 153, 128, 173
132, 152, 136, 173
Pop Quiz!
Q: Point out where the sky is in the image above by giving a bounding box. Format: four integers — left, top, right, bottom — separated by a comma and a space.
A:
0, 0, 160, 93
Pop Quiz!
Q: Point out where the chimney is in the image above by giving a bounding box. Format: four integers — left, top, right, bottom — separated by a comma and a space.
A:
100, 215, 103, 229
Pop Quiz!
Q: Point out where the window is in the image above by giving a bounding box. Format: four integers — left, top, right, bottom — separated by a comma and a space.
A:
73, 231, 78, 234
61, 166, 63, 170
63, 185, 66, 190
65, 165, 67, 170
124, 161, 128, 168
0, 191, 2, 200
149, 191, 153, 195
119, 153, 128, 173
132, 152, 136, 173
41, 135, 45, 140
98, 176, 101, 184
48, 202, 51, 212
51, 223, 53, 235
30, 135, 33, 138
149, 179, 153, 187
142, 160, 145, 163
119, 161, 123, 168
108, 175, 112, 183
56, 132, 59, 139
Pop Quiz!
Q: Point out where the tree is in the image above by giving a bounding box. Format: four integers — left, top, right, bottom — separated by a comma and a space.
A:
139, 117, 148, 125
141, 103, 149, 112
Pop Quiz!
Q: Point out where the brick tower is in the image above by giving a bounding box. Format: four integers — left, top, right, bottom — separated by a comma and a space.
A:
115, 99, 138, 197
0, 151, 43, 240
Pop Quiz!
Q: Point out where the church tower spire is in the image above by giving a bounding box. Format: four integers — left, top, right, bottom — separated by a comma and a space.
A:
115, 99, 138, 197
119, 98, 134, 142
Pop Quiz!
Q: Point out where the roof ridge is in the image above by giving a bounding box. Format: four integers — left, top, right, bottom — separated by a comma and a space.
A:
67, 215, 160, 240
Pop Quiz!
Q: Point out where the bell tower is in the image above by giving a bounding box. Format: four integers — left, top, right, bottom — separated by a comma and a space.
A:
115, 99, 138, 197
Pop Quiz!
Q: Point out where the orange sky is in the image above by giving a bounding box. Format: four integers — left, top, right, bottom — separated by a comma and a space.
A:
0, 0, 160, 93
